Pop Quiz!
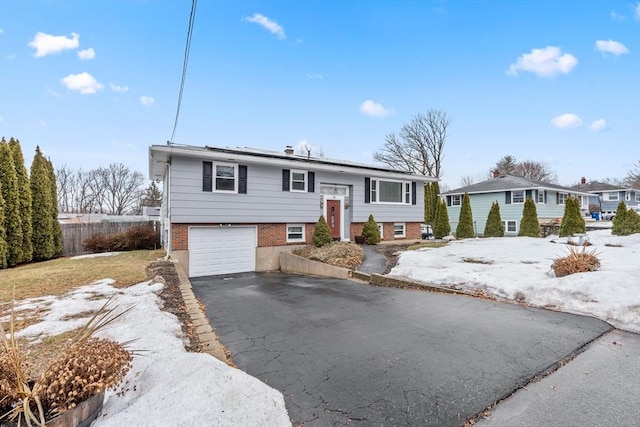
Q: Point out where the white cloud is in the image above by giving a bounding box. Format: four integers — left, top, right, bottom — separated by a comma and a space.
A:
77, 47, 95, 60
140, 96, 155, 106
551, 113, 583, 129
244, 13, 286, 39
590, 118, 607, 132
29, 32, 79, 57
110, 83, 129, 93
305, 73, 323, 79
61, 72, 103, 94
636, 2, 640, 20
507, 46, 578, 78
610, 10, 626, 20
595, 39, 629, 55
359, 100, 392, 118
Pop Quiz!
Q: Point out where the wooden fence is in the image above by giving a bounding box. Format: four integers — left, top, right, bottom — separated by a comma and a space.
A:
61, 221, 160, 256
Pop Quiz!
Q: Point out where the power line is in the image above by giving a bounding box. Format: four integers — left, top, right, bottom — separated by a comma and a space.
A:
169, 0, 198, 145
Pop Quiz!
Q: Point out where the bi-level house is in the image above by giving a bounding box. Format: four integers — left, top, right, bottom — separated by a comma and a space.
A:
149, 144, 436, 277
441, 174, 591, 236
571, 177, 640, 216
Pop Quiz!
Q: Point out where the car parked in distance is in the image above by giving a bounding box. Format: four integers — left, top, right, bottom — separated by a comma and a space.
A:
602, 212, 615, 221
421, 224, 433, 240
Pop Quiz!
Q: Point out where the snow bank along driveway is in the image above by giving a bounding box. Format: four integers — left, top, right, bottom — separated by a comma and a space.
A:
390, 230, 640, 333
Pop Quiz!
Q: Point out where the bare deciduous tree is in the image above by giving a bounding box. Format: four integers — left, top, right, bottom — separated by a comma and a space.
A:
96, 163, 145, 215
459, 175, 477, 187
55, 164, 146, 215
373, 109, 450, 178
489, 155, 558, 183
625, 161, 640, 188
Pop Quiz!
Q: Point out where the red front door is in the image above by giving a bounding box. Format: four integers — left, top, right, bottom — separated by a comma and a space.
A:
326, 199, 341, 239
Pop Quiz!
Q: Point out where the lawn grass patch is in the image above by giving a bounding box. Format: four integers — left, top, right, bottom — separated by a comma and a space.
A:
0, 249, 165, 302
407, 241, 448, 251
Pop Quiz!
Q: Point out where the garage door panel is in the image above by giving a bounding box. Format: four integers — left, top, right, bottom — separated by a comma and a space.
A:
189, 227, 256, 277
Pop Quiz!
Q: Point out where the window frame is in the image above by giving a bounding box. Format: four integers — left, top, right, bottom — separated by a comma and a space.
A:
393, 223, 406, 238
377, 223, 384, 239
558, 192, 568, 205
503, 220, 517, 233
635, 193, 640, 202
451, 195, 462, 206
369, 178, 412, 204
290, 170, 308, 193
537, 189, 545, 204
608, 192, 619, 201
511, 190, 525, 204
213, 162, 238, 193
286, 224, 305, 243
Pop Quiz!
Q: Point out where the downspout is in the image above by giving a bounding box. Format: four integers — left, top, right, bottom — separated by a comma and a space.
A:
166, 162, 172, 258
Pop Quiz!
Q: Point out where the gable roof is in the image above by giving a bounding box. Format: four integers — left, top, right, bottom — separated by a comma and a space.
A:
442, 175, 591, 196
570, 181, 638, 193
149, 144, 438, 183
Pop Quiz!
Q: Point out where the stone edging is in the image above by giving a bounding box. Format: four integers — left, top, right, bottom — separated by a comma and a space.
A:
171, 260, 229, 363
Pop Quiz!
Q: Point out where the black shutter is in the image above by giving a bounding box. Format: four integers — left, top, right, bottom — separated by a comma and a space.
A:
505, 191, 511, 204
364, 177, 370, 203
446, 195, 452, 206
544, 191, 547, 203
282, 169, 290, 191
556, 192, 559, 204
238, 165, 247, 194
526, 189, 532, 199
411, 182, 417, 205
203, 161, 212, 192
308, 172, 315, 193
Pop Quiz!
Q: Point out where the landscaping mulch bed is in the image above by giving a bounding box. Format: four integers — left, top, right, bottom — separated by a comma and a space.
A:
146, 261, 203, 353
372, 244, 411, 274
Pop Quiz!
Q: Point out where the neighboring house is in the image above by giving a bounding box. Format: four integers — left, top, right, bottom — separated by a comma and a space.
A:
149, 144, 436, 277
570, 177, 640, 216
441, 174, 592, 236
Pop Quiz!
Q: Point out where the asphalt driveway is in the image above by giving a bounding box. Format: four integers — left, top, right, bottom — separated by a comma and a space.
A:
191, 272, 611, 426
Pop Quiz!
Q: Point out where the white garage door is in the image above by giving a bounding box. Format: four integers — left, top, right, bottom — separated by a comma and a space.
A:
189, 227, 256, 277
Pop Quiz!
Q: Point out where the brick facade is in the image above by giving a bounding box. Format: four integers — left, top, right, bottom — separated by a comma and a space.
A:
350, 222, 421, 241
171, 223, 318, 251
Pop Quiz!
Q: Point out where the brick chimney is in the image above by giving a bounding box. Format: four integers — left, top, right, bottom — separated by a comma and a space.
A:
492, 170, 500, 178
284, 145, 294, 155
581, 177, 586, 185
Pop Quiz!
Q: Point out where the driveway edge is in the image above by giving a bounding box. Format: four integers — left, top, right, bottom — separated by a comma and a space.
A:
171, 259, 230, 364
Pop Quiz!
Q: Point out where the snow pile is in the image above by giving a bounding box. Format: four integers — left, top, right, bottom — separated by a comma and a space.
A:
8, 280, 291, 426
390, 230, 640, 333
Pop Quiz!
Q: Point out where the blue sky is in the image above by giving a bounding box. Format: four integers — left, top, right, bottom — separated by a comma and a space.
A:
1, 0, 639, 190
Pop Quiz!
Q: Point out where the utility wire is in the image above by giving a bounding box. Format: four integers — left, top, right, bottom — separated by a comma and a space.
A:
169, 0, 198, 145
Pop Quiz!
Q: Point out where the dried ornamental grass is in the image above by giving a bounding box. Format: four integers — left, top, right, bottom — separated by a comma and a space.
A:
1, 297, 133, 426
551, 246, 601, 277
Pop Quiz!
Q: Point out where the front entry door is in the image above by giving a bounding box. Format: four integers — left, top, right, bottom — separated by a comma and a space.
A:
326, 199, 341, 239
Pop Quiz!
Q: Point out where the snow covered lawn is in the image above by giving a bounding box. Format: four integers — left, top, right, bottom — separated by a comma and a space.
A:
6, 280, 291, 426
390, 230, 640, 333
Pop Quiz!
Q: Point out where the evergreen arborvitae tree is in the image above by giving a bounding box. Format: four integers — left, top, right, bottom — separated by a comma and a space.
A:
430, 182, 440, 223
46, 157, 63, 257
611, 201, 628, 236
455, 192, 475, 238
0, 190, 7, 268
618, 208, 640, 236
559, 196, 586, 237
433, 198, 451, 239
424, 183, 433, 223
518, 198, 541, 237
483, 201, 504, 237
0, 141, 23, 266
312, 215, 333, 247
9, 138, 33, 263
30, 146, 55, 261
362, 214, 381, 245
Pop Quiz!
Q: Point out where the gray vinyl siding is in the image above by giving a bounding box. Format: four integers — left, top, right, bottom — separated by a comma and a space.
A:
169, 156, 425, 224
